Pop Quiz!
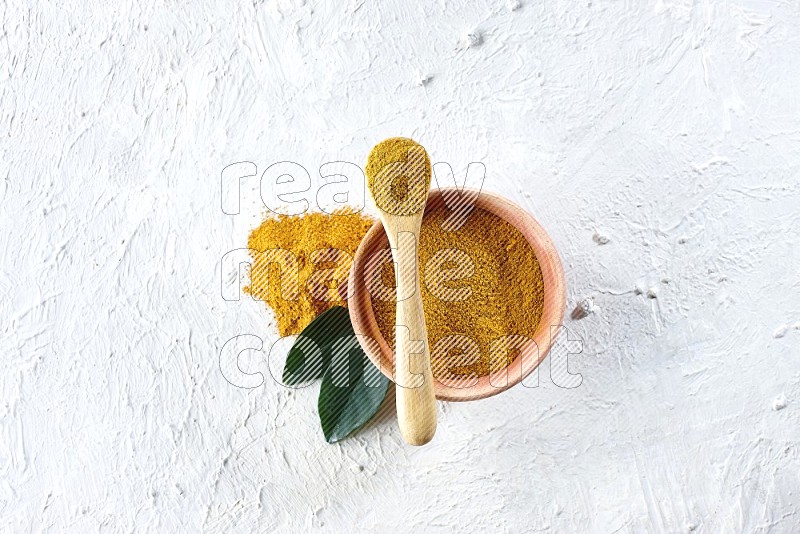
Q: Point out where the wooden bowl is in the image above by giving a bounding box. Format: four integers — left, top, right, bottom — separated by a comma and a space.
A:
348, 188, 566, 401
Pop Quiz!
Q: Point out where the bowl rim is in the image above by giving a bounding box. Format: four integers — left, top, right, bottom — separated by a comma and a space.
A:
347, 186, 566, 402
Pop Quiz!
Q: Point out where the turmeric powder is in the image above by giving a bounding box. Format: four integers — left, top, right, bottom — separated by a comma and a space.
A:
365, 137, 431, 215
244, 210, 374, 336
370, 204, 545, 379
244, 191, 545, 379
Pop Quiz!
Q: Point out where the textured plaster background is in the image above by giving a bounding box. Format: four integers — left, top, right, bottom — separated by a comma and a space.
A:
2, 0, 800, 532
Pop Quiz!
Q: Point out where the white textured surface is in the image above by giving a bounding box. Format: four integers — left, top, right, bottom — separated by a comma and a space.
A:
3, 1, 800, 532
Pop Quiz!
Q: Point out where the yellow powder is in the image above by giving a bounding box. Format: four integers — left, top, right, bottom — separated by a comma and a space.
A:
371, 205, 545, 379
365, 137, 431, 215
244, 210, 374, 336
243, 189, 545, 380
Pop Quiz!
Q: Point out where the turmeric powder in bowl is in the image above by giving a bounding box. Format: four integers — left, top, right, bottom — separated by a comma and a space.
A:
370, 203, 545, 379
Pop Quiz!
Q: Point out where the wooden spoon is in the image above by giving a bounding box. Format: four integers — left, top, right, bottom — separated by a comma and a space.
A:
365, 138, 437, 445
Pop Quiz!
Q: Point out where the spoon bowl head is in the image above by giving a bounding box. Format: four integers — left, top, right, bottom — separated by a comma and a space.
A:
365, 138, 432, 217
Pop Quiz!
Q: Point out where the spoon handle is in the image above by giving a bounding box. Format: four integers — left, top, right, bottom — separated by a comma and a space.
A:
392, 229, 437, 445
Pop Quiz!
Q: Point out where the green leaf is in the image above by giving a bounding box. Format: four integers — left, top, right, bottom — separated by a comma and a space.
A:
318, 333, 389, 443
283, 306, 351, 385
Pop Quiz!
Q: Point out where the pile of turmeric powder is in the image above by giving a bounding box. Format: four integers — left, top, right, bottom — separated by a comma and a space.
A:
244, 210, 374, 336
370, 204, 545, 379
